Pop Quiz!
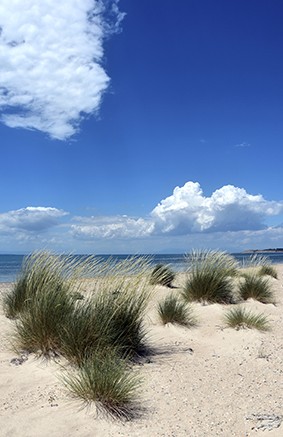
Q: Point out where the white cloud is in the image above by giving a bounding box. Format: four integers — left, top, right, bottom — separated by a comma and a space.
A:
151, 181, 283, 235
0, 206, 68, 232
70, 182, 283, 241
1, 183, 282, 253
0, 0, 124, 139
71, 215, 154, 239
233, 142, 251, 148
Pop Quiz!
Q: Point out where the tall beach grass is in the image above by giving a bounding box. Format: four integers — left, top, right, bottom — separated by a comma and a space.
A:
258, 264, 278, 279
224, 306, 270, 331
240, 254, 278, 279
150, 264, 175, 288
3, 248, 276, 420
157, 293, 196, 327
62, 348, 142, 420
239, 272, 275, 304
60, 279, 152, 365
3, 251, 152, 418
2, 251, 100, 319
9, 253, 152, 359
182, 249, 239, 304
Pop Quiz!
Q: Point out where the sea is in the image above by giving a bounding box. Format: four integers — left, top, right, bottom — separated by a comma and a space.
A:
0, 252, 283, 283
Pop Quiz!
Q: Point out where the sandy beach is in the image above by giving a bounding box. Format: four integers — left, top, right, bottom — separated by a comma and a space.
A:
1, 267, 283, 437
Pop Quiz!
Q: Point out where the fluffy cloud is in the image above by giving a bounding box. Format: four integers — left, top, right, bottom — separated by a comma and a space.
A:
1, 182, 282, 253
70, 182, 283, 241
71, 215, 154, 239
0, 206, 68, 233
151, 182, 283, 235
0, 0, 124, 139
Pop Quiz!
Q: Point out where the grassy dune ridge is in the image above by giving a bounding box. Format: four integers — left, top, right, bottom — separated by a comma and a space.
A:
1, 250, 278, 422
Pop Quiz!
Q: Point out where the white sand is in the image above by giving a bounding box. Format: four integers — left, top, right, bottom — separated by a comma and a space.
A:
0, 267, 283, 437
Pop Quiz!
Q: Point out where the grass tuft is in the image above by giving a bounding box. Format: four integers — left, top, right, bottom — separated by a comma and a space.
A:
240, 254, 270, 269
239, 272, 275, 304
2, 252, 154, 419
157, 293, 196, 327
182, 249, 238, 304
61, 349, 141, 420
239, 254, 278, 280
5, 252, 153, 359
224, 306, 270, 331
2, 251, 99, 319
258, 264, 278, 279
60, 286, 150, 365
150, 264, 175, 287
5, 251, 102, 356
13, 285, 73, 356
2, 277, 29, 319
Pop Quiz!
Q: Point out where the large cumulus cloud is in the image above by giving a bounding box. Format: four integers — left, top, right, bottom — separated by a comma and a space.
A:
69, 182, 283, 241
0, 0, 124, 139
151, 182, 283, 235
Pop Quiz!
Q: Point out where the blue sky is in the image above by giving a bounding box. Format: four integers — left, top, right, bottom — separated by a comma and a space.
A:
0, 0, 283, 254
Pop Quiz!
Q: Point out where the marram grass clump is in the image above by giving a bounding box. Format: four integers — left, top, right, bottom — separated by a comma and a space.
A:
2, 277, 30, 319
258, 264, 278, 279
240, 254, 278, 279
2, 251, 99, 319
240, 254, 270, 269
61, 348, 142, 420
5, 252, 153, 360
13, 284, 74, 356
59, 298, 103, 366
182, 249, 239, 304
224, 306, 270, 331
60, 283, 151, 366
239, 272, 275, 304
83, 256, 153, 360
5, 251, 102, 357
157, 293, 196, 327
3, 251, 153, 421
150, 264, 175, 287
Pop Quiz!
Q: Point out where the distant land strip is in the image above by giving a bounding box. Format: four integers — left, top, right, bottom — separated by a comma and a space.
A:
243, 248, 283, 253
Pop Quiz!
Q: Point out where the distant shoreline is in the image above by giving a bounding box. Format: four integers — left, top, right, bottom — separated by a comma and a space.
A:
243, 248, 283, 254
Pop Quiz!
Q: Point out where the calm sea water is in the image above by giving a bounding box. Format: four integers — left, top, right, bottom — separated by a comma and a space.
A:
0, 252, 283, 283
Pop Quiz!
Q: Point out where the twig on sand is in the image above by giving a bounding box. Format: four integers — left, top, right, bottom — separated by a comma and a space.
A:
246, 413, 282, 430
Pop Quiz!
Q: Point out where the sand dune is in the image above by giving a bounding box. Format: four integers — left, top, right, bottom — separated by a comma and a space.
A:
0, 267, 283, 436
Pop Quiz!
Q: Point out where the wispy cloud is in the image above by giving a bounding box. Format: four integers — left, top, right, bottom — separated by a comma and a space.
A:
233, 142, 251, 148
0, 0, 124, 140
71, 215, 154, 239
